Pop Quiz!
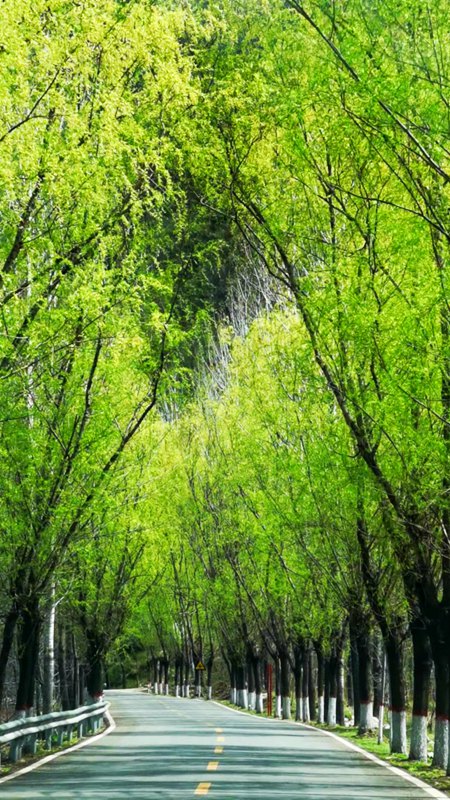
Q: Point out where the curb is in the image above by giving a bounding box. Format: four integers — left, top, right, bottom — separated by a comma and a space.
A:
212, 701, 448, 800
0, 707, 116, 785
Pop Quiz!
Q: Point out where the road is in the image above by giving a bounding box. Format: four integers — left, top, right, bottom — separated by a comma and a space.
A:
0, 690, 441, 798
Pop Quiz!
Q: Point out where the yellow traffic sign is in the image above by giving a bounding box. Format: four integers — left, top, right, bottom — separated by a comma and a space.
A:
195, 661, 206, 671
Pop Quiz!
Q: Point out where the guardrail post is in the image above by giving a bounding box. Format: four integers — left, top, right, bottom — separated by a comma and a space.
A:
23, 733, 37, 755
57, 727, 64, 746
9, 737, 22, 763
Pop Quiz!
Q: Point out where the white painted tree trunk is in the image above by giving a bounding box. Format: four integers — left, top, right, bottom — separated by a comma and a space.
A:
318, 695, 325, 723
377, 654, 387, 744
159, 682, 163, 694
409, 715, 428, 761
434, 718, 448, 769
446, 722, 450, 774
42, 587, 56, 714
302, 696, 310, 723
165, 684, 169, 696
276, 694, 282, 719
390, 710, 407, 754
327, 697, 337, 726
230, 687, 237, 704
378, 703, 385, 744
282, 697, 291, 720
295, 696, 301, 721
256, 693, 264, 713
248, 691, 256, 710
175, 685, 180, 698
154, 682, 159, 695
207, 686, 212, 701
185, 683, 190, 698
359, 701, 373, 733
239, 688, 248, 709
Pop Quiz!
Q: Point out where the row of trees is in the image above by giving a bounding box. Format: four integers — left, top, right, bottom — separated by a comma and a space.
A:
2, 0, 450, 782
132, 0, 450, 775
0, 0, 226, 717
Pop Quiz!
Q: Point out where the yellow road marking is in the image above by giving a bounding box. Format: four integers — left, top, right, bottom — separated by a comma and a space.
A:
207, 761, 219, 771
195, 783, 211, 796
214, 746, 223, 754
215, 727, 223, 733
216, 735, 224, 743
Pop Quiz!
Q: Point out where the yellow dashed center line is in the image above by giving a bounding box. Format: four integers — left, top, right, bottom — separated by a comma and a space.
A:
214, 746, 223, 754
207, 761, 219, 771
216, 735, 224, 743
215, 727, 223, 733
195, 783, 211, 796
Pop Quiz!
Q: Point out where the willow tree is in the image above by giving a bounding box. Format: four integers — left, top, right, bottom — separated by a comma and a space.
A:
0, 0, 214, 714
187, 0, 450, 764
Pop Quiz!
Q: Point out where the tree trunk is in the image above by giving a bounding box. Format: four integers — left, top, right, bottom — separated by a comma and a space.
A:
373, 634, 383, 719
71, 633, 80, 707
337, 653, 345, 726
57, 624, 71, 711
158, 659, 164, 694
357, 628, 373, 733
15, 598, 41, 715
85, 632, 104, 702
184, 659, 191, 698
409, 621, 432, 762
316, 643, 325, 723
247, 655, 255, 710
42, 587, 56, 714
207, 657, 213, 701
195, 661, 202, 698
253, 655, 263, 712
349, 621, 361, 727
327, 654, 338, 726
302, 647, 310, 722
294, 646, 302, 722
309, 651, 317, 722
280, 651, 291, 719
236, 664, 247, 708
229, 661, 237, 705
385, 627, 407, 754
78, 664, 85, 705
0, 605, 18, 710
275, 657, 282, 718
430, 635, 449, 769
175, 658, 181, 697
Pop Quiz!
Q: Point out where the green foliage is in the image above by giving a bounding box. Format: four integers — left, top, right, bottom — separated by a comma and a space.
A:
2, 0, 450, 734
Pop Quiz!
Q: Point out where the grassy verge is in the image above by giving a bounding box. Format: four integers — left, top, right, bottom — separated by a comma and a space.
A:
217, 701, 450, 796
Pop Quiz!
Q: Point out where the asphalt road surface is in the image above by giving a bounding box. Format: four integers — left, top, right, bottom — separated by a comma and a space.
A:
0, 690, 441, 799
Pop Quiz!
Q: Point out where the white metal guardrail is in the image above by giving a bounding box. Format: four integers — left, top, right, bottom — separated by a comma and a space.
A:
0, 700, 108, 765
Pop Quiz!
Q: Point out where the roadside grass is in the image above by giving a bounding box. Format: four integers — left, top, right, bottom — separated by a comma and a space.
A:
218, 701, 450, 796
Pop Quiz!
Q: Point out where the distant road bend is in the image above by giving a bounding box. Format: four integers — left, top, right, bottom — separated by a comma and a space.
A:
1, 690, 443, 799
